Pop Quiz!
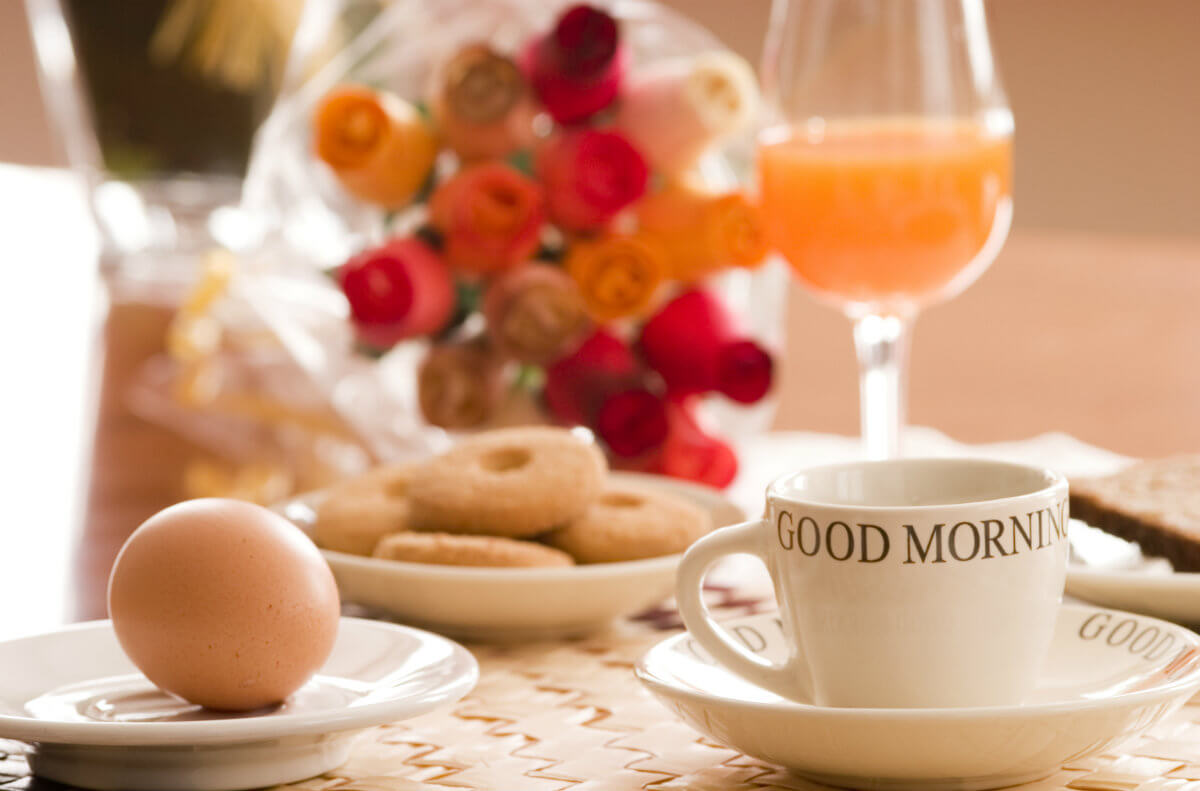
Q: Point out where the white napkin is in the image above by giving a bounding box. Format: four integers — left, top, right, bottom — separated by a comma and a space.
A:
729, 427, 1133, 518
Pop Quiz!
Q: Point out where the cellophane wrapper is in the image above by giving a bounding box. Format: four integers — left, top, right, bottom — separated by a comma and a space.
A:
232, 0, 789, 469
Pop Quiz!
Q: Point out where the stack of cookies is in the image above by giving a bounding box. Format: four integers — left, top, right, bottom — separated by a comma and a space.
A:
312, 427, 714, 567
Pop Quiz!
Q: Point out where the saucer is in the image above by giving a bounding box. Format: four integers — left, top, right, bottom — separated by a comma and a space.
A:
281, 472, 745, 641
636, 603, 1200, 791
0, 617, 477, 791
1067, 518, 1200, 624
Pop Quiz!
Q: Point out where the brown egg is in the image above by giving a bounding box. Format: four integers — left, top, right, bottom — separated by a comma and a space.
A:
107, 498, 341, 711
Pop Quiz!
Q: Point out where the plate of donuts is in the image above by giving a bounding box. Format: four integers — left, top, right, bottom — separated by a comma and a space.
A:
280, 427, 745, 641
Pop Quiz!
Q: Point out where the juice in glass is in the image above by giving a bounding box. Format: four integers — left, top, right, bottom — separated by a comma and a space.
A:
757, 118, 1012, 307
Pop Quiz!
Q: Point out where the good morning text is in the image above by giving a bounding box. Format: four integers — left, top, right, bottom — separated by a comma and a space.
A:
774, 499, 1068, 564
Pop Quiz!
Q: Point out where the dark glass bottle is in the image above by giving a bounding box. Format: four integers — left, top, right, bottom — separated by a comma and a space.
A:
62, 0, 289, 179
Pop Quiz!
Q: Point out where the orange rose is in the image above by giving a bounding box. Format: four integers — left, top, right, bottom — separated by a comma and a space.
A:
637, 183, 767, 280
430, 163, 545, 275
312, 85, 437, 209
565, 232, 668, 321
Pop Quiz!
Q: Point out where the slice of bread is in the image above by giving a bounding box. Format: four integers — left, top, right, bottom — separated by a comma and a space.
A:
1070, 455, 1200, 572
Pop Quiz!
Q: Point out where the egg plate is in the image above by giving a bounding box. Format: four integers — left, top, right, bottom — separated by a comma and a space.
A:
0, 617, 477, 790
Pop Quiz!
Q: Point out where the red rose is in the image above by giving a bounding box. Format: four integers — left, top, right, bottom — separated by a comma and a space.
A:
613, 398, 738, 488
537, 129, 648, 232
520, 4, 626, 123
430, 163, 545, 275
658, 399, 738, 488
717, 339, 774, 405
594, 388, 669, 459
339, 237, 455, 348
542, 328, 638, 426
638, 289, 773, 404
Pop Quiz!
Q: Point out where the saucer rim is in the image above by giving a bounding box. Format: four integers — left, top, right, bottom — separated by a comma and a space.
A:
0, 616, 479, 745
635, 602, 1200, 720
323, 544, 683, 581
1068, 565, 1200, 586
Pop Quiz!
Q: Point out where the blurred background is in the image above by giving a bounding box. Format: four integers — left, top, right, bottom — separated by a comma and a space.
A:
7, 0, 1199, 234
0, 0, 1197, 631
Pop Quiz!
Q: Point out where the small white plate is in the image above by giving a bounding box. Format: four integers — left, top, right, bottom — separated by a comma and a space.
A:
1067, 518, 1200, 624
636, 603, 1200, 791
281, 472, 745, 641
0, 617, 477, 791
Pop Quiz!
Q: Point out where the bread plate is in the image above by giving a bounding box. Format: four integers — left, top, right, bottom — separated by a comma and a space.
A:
280, 472, 744, 641
1067, 518, 1200, 625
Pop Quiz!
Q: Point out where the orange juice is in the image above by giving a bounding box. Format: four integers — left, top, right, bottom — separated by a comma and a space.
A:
757, 119, 1012, 306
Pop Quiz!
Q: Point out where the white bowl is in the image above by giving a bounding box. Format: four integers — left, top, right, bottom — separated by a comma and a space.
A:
281, 471, 745, 641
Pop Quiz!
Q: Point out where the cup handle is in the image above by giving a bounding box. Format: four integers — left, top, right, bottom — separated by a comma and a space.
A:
676, 519, 813, 702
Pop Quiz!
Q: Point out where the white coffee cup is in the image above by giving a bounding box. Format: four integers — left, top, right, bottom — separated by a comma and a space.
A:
676, 458, 1069, 708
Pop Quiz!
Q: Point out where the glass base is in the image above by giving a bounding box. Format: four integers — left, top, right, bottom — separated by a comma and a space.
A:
93, 174, 252, 252
92, 174, 264, 302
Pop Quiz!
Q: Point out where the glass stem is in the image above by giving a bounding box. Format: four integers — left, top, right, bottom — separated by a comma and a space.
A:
852, 313, 913, 460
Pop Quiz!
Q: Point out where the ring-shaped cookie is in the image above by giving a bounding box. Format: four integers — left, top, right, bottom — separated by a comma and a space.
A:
408, 427, 607, 538
314, 463, 418, 555
544, 482, 712, 563
373, 532, 574, 567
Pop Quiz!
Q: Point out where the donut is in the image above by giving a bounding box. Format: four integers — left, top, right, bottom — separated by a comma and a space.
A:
373, 532, 574, 568
313, 463, 418, 555
543, 482, 712, 563
408, 426, 607, 538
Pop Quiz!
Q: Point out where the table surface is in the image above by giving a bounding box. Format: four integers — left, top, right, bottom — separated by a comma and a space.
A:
3, 164, 1200, 791
3, 163, 1200, 631
5, 588, 1200, 791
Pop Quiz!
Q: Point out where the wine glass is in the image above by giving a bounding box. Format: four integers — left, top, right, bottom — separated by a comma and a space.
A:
758, 0, 1013, 459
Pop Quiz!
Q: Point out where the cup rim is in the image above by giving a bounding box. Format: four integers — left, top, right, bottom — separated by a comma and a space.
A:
766, 457, 1067, 513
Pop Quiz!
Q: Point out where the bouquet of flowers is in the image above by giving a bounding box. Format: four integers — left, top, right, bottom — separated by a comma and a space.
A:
240, 0, 788, 489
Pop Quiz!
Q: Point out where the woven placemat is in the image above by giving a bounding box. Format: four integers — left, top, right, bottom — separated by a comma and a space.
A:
3, 587, 1200, 791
